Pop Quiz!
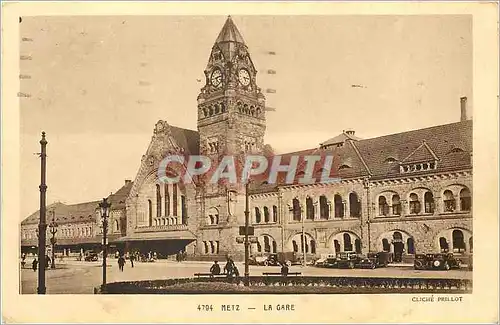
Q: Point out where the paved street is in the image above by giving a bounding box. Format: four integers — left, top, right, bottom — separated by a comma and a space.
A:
20, 258, 472, 294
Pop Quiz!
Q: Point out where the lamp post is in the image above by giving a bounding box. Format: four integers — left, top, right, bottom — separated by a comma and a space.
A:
37, 131, 48, 294
48, 210, 58, 269
244, 181, 250, 287
99, 198, 111, 287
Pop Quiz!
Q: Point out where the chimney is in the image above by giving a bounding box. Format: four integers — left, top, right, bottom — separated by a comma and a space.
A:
125, 179, 132, 185
460, 96, 467, 121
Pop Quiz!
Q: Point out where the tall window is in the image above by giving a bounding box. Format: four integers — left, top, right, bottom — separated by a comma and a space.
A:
392, 195, 401, 215
334, 195, 344, 218
355, 239, 361, 253
319, 195, 329, 219
343, 233, 353, 251
203, 241, 209, 254
452, 229, 466, 253
349, 192, 361, 217
181, 195, 187, 224
264, 236, 271, 253
114, 220, 119, 232
334, 240, 341, 253
439, 237, 449, 252
156, 184, 162, 217
164, 184, 170, 216
148, 199, 153, 226
272, 205, 278, 222
292, 198, 301, 221
272, 240, 277, 253
460, 188, 471, 211
306, 197, 314, 220
215, 241, 220, 254
424, 191, 435, 213
378, 196, 389, 216
469, 236, 473, 253
310, 240, 316, 254
255, 207, 261, 223
407, 238, 415, 254
257, 241, 262, 253
210, 241, 215, 254
263, 207, 270, 223
409, 193, 421, 214
382, 239, 390, 252
292, 240, 298, 252
443, 190, 455, 212
172, 184, 178, 216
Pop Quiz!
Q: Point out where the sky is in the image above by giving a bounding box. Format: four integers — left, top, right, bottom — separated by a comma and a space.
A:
19, 15, 472, 220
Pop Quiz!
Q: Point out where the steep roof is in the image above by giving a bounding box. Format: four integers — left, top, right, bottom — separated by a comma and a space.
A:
320, 131, 362, 147
21, 201, 99, 226
215, 16, 246, 44
170, 126, 200, 155
354, 120, 472, 179
108, 181, 134, 209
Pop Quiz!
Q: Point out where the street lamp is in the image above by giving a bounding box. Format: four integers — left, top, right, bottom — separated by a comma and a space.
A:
37, 131, 48, 294
244, 181, 250, 287
99, 197, 111, 287
48, 210, 58, 269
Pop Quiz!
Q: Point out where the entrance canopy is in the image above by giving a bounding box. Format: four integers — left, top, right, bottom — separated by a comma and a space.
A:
115, 231, 196, 242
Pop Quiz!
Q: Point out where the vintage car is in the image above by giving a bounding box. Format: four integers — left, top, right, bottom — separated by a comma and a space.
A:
355, 252, 393, 269
414, 253, 462, 270
248, 255, 270, 266
84, 252, 99, 262
336, 251, 361, 269
314, 254, 337, 268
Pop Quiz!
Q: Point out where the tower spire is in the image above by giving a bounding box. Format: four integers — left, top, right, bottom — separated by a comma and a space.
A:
215, 15, 246, 44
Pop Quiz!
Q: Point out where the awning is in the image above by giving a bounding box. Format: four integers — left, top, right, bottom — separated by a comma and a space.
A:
114, 230, 196, 242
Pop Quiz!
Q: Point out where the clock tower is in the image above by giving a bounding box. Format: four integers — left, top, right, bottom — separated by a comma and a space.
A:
197, 16, 267, 177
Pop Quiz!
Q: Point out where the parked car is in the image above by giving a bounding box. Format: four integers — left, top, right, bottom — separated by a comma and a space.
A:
355, 252, 393, 269
414, 253, 462, 270
84, 252, 99, 262
314, 254, 336, 267
248, 255, 269, 266
336, 251, 361, 269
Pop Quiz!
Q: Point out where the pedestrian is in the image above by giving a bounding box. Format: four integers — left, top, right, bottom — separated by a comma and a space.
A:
210, 261, 221, 276
21, 254, 26, 269
45, 255, 50, 269
233, 264, 240, 278
118, 255, 125, 271
224, 258, 234, 277
32, 258, 38, 272
281, 262, 289, 277
129, 253, 135, 268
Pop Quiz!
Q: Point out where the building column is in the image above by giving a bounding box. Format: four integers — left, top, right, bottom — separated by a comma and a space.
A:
344, 199, 350, 218
434, 196, 441, 214
342, 200, 347, 218
454, 195, 461, 213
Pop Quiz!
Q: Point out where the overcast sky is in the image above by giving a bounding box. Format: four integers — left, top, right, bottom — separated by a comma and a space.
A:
19, 15, 472, 220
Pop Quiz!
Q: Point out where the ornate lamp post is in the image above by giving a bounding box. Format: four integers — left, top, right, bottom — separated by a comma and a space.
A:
48, 211, 58, 269
37, 131, 48, 294
244, 181, 250, 287
99, 198, 111, 287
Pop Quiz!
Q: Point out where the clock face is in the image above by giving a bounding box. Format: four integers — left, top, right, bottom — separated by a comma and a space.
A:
238, 69, 251, 86
210, 69, 222, 87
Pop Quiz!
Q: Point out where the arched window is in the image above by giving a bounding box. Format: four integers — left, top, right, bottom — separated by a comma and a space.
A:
355, 239, 362, 253
469, 236, 473, 253
460, 188, 471, 211
292, 198, 301, 221
407, 238, 415, 254
378, 196, 389, 216
343, 233, 353, 251
148, 199, 153, 226
319, 195, 329, 219
263, 207, 270, 223
164, 184, 170, 216
392, 195, 401, 215
292, 240, 298, 252
439, 237, 449, 253
306, 197, 314, 220
393, 231, 403, 241
424, 191, 435, 214
272, 205, 278, 222
210, 241, 215, 254
264, 236, 271, 252
272, 240, 277, 253
334, 240, 341, 253
203, 241, 209, 254
310, 240, 316, 254
257, 241, 262, 253
452, 229, 466, 253
349, 192, 361, 217
216, 241, 220, 254
382, 238, 390, 252
156, 184, 162, 218
443, 190, 455, 212
334, 195, 344, 218
181, 195, 187, 225
409, 193, 421, 214
255, 207, 261, 223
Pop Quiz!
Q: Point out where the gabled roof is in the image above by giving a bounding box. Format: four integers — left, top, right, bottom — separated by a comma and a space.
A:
401, 141, 439, 164
320, 131, 362, 147
108, 181, 134, 209
21, 201, 99, 226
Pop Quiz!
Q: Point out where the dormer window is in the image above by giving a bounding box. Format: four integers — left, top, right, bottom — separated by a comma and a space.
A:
448, 147, 465, 154
339, 164, 351, 170
385, 157, 397, 163
400, 161, 437, 173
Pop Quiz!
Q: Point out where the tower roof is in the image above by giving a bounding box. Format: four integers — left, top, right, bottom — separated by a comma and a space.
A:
215, 16, 246, 44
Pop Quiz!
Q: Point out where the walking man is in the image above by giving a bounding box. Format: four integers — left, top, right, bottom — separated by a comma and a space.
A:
32, 258, 38, 272
129, 253, 135, 268
117, 255, 125, 272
